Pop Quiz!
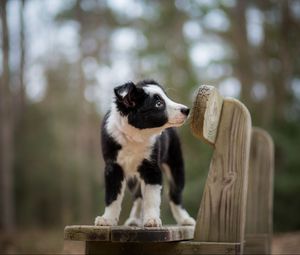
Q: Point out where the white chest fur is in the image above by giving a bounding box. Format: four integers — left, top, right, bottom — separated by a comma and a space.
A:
106, 106, 159, 177
117, 142, 152, 176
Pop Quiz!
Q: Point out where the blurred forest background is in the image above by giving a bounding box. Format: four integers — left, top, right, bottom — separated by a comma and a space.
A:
1, 0, 300, 253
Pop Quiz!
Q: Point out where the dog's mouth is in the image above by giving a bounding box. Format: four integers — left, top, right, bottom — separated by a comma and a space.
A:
168, 114, 188, 126
168, 120, 186, 126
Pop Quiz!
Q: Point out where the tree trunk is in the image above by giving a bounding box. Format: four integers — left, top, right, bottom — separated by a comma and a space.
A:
19, 0, 26, 112
75, 0, 92, 222
14, 0, 26, 124
275, 0, 292, 122
232, 0, 253, 110
0, 0, 16, 232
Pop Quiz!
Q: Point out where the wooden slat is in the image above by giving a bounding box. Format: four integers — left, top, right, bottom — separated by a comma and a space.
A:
190, 85, 224, 145
192, 98, 251, 244
245, 128, 274, 254
85, 241, 241, 255
64, 225, 111, 241
244, 234, 269, 255
64, 225, 194, 242
111, 225, 194, 242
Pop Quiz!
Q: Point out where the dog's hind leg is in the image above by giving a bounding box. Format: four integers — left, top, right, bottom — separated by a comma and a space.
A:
124, 177, 143, 226
164, 134, 196, 226
95, 163, 125, 226
165, 162, 195, 226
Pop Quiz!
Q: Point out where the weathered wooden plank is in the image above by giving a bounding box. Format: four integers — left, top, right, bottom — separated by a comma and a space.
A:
192, 98, 251, 245
85, 241, 241, 255
245, 128, 274, 254
190, 85, 224, 145
111, 225, 194, 242
244, 234, 269, 255
64, 225, 194, 242
64, 225, 111, 241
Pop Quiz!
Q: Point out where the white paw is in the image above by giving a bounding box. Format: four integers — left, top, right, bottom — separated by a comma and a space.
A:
94, 216, 117, 226
124, 217, 142, 227
143, 217, 162, 227
180, 216, 196, 226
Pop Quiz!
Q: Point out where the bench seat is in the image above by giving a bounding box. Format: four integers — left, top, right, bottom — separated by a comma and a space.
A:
64, 225, 195, 242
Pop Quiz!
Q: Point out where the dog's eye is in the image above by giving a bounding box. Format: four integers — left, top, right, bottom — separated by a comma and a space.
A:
155, 100, 164, 108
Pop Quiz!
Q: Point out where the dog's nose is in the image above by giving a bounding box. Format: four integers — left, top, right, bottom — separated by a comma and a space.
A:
180, 107, 190, 116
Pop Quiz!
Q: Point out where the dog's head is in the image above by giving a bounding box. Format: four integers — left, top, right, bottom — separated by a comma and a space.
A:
113, 80, 189, 130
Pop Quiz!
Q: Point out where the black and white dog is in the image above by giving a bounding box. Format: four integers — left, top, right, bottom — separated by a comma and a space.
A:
95, 79, 195, 227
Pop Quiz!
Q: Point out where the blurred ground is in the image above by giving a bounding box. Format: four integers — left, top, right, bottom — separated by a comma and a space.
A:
1, 229, 300, 254
272, 232, 300, 254
0, 229, 64, 254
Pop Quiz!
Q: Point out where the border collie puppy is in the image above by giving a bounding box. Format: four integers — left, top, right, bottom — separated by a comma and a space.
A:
95, 80, 195, 227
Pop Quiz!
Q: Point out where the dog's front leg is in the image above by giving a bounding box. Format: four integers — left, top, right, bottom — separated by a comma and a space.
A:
139, 162, 162, 227
142, 183, 162, 227
95, 163, 125, 226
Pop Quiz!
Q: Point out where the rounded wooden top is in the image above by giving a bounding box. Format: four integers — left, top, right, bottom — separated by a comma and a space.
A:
190, 85, 224, 145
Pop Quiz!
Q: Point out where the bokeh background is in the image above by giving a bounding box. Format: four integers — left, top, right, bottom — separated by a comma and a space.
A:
1, 0, 300, 253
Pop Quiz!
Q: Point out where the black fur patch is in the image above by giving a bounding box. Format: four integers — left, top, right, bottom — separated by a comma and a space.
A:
165, 129, 185, 205
104, 162, 124, 206
138, 159, 162, 185
127, 93, 168, 129
136, 79, 160, 88
114, 82, 147, 116
138, 140, 162, 185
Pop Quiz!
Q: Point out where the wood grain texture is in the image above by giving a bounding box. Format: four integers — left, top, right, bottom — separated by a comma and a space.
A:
190, 85, 224, 145
194, 98, 251, 245
64, 225, 194, 242
85, 241, 241, 255
244, 234, 269, 255
64, 225, 111, 241
111, 225, 194, 242
245, 128, 274, 254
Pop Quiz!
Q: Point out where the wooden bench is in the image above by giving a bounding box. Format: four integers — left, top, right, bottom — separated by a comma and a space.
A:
244, 128, 274, 254
64, 85, 274, 255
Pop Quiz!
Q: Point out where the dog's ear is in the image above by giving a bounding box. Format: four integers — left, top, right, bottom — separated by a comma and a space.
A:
114, 82, 137, 108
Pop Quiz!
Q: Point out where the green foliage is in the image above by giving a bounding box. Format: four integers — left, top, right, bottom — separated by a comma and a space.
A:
272, 121, 300, 231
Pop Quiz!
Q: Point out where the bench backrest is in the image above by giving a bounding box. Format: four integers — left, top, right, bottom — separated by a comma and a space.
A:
245, 127, 274, 254
191, 85, 252, 244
